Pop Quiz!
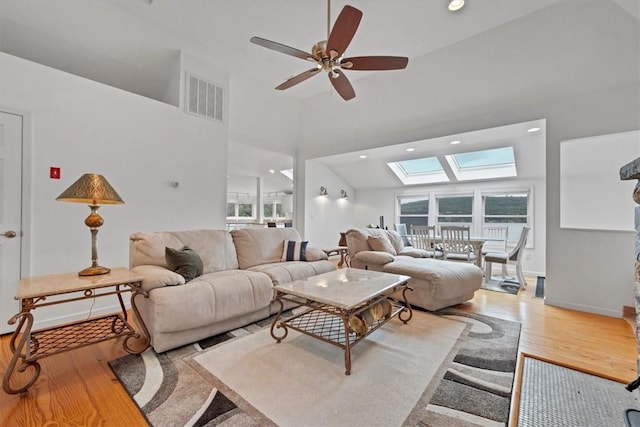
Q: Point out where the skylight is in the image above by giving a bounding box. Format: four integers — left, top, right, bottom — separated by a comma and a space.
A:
452, 147, 515, 169
445, 146, 517, 181
387, 156, 449, 185
387, 146, 518, 186
397, 157, 443, 175
280, 169, 293, 180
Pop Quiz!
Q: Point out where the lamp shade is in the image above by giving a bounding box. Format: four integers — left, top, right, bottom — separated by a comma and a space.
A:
56, 174, 124, 205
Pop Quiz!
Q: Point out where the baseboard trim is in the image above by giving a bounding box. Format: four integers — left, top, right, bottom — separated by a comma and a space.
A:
544, 298, 621, 318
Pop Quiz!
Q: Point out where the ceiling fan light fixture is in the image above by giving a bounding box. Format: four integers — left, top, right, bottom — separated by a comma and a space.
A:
448, 0, 465, 12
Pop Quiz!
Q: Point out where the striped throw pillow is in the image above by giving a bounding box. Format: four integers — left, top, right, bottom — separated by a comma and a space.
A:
281, 240, 308, 261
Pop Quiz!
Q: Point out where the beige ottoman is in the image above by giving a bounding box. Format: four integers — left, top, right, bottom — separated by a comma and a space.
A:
382, 257, 483, 311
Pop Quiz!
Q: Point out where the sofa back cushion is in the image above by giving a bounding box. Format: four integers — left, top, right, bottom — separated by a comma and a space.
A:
130, 229, 239, 273
232, 228, 303, 269
345, 228, 405, 258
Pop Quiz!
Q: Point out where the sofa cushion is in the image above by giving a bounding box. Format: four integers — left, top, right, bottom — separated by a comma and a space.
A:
232, 228, 304, 269
130, 230, 239, 273
131, 265, 185, 291
248, 260, 336, 287
165, 246, 203, 282
304, 247, 329, 261
367, 235, 397, 255
148, 269, 274, 333
281, 240, 308, 261
383, 258, 482, 302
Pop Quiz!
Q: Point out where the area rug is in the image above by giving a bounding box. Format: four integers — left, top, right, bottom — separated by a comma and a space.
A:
109, 309, 521, 426
481, 278, 521, 295
518, 355, 640, 426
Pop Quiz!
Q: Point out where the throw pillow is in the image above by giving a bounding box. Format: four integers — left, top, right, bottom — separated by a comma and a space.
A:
165, 246, 203, 283
281, 240, 308, 261
367, 235, 397, 255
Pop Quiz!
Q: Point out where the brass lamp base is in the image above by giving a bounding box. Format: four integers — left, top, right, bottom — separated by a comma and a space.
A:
78, 265, 111, 276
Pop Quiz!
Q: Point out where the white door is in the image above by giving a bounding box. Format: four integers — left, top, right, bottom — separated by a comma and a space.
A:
0, 112, 23, 334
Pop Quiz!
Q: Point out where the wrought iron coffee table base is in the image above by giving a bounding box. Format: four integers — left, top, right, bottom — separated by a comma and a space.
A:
271, 284, 412, 375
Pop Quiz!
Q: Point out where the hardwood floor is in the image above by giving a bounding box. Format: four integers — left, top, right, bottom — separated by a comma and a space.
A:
0, 275, 636, 426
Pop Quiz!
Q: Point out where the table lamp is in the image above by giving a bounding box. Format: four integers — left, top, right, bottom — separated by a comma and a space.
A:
56, 173, 124, 276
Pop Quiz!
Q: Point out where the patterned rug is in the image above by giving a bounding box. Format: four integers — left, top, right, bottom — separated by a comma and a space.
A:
481, 278, 521, 295
109, 308, 520, 426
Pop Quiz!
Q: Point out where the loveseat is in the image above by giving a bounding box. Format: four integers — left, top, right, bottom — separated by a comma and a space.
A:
345, 228, 483, 311
129, 227, 335, 352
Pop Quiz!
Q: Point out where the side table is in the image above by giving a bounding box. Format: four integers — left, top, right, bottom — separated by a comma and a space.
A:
2, 267, 149, 394
322, 246, 350, 267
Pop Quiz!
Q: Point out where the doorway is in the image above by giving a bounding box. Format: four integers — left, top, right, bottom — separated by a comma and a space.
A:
0, 111, 28, 334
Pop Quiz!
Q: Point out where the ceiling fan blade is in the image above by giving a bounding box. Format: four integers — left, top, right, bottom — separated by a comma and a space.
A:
341, 56, 409, 71
328, 69, 356, 101
250, 36, 317, 61
276, 68, 322, 90
326, 6, 363, 58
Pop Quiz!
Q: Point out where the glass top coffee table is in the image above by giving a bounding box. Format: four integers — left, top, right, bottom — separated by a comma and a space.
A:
270, 268, 412, 375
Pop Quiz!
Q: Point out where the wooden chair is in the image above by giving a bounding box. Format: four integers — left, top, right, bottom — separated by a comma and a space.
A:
441, 225, 477, 264
484, 226, 531, 288
410, 225, 443, 258
482, 225, 508, 275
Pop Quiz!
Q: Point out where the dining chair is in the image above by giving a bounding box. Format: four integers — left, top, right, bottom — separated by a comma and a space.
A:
409, 225, 442, 258
482, 225, 508, 275
441, 225, 477, 263
484, 226, 531, 288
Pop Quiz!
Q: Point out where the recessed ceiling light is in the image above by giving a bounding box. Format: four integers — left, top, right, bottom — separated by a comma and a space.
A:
450, 140, 461, 145
269, 169, 275, 173
406, 148, 415, 152
359, 155, 367, 159
527, 127, 541, 133
448, 0, 465, 12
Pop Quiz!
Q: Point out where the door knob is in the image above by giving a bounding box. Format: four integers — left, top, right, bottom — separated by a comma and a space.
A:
2, 230, 17, 238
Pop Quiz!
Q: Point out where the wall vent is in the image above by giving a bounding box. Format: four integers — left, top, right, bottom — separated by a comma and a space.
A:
185, 72, 224, 123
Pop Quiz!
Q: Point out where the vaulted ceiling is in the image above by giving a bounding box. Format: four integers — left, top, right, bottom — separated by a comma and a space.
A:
1, 0, 638, 192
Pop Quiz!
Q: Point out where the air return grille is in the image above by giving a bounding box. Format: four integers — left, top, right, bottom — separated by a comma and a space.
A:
186, 73, 224, 123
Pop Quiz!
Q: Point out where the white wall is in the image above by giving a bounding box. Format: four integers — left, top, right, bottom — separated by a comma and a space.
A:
1, 52, 229, 325
304, 160, 354, 249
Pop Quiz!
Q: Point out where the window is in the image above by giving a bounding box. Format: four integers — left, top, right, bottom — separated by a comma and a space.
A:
238, 203, 253, 217
483, 192, 529, 243
387, 156, 449, 185
227, 203, 235, 217
264, 202, 285, 219
437, 195, 473, 227
264, 203, 273, 218
444, 146, 517, 182
398, 196, 429, 230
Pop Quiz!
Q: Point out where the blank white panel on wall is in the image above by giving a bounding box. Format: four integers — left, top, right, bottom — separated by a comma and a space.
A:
560, 130, 639, 231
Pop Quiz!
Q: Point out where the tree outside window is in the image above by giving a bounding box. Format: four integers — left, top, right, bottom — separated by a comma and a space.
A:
238, 203, 253, 217
437, 196, 473, 226
483, 193, 529, 243
398, 196, 429, 230
226, 203, 235, 217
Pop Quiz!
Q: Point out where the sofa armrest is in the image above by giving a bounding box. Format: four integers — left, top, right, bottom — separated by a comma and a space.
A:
353, 250, 395, 265
305, 247, 329, 261
131, 265, 185, 291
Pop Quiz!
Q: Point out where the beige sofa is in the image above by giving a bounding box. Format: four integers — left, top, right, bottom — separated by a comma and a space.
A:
345, 228, 483, 311
129, 227, 335, 352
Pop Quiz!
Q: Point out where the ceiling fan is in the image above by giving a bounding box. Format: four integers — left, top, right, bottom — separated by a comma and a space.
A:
249, 2, 408, 101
